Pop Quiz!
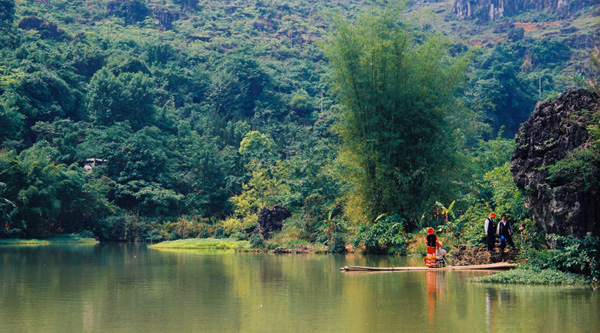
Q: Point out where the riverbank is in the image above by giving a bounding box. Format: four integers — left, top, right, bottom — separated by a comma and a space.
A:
0, 234, 99, 245
149, 238, 251, 250
149, 237, 333, 254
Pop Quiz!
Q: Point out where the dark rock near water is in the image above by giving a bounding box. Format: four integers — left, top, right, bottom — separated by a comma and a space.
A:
452, 244, 518, 266
511, 89, 599, 237
257, 205, 291, 239
269, 246, 310, 254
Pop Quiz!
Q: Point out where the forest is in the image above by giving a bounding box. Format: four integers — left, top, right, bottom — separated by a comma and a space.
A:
0, 1, 598, 281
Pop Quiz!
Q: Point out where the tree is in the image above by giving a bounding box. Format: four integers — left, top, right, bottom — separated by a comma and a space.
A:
0, 0, 15, 26
0, 146, 109, 237
324, 12, 466, 223
207, 56, 270, 119
173, 125, 231, 219
467, 43, 537, 135
87, 68, 156, 130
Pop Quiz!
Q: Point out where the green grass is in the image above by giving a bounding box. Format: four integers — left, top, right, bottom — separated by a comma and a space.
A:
0, 234, 98, 245
0, 239, 51, 246
471, 267, 590, 285
44, 234, 99, 243
149, 238, 251, 250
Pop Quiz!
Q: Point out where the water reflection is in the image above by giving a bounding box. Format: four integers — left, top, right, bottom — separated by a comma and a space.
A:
0, 245, 598, 332
485, 287, 515, 332
426, 271, 446, 324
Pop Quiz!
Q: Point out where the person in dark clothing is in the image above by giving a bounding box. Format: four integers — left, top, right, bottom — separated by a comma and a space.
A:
497, 214, 515, 251
484, 212, 496, 252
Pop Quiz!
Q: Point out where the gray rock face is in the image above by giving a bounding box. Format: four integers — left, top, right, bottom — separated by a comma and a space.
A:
511, 89, 599, 237
452, 0, 593, 22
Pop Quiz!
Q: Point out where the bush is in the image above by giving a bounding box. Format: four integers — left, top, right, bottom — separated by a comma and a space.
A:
76, 230, 95, 239
94, 214, 149, 242
328, 233, 346, 254
213, 227, 227, 239
454, 201, 490, 247
353, 214, 409, 255
250, 234, 264, 248
525, 234, 600, 283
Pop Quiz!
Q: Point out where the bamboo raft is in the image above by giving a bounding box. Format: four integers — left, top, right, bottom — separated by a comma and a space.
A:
340, 262, 517, 272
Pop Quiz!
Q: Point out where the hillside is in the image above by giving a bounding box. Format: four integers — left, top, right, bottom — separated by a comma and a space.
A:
0, 0, 598, 242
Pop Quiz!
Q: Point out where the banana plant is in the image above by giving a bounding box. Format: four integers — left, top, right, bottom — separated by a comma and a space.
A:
318, 209, 337, 243
435, 200, 456, 237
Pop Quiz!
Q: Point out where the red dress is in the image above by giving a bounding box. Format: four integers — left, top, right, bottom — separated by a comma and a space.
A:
425, 234, 437, 268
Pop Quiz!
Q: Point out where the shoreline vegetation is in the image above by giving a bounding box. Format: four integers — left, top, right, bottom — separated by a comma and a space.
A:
471, 267, 591, 285
149, 238, 251, 251
2, 234, 595, 286
0, 234, 99, 245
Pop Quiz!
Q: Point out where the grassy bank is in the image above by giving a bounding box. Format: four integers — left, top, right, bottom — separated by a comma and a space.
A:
149, 238, 251, 251
0, 234, 99, 245
471, 267, 591, 285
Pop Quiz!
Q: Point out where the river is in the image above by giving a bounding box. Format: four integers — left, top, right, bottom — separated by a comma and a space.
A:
1, 243, 598, 332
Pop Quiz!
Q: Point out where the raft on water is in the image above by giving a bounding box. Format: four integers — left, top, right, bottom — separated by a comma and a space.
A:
340, 262, 517, 272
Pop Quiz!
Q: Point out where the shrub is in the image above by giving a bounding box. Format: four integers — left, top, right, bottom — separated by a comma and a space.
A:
328, 233, 346, 254
353, 214, 409, 255
525, 234, 600, 283
250, 234, 264, 248
213, 226, 227, 239
94, 213, 149, 242
454, 201, 490, 247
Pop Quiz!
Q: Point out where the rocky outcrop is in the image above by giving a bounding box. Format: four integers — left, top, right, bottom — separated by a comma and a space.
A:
257, 205, 291, 239
269, 246, 310, 254
453, 0, 594, 22
18, 16, 66, 40
174, 0, 198, 12
153, 7, 177, 31
452, 245, 518, 266
106, 0, 149, 25
511, 89, 599, 237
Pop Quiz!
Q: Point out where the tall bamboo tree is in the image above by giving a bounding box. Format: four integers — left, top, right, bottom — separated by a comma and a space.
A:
324, 11, 467, 223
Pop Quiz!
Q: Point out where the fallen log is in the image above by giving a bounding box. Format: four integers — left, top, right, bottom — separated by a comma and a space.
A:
340, 262, 517, 272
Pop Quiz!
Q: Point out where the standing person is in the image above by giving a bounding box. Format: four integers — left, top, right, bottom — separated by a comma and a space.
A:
425, 228, 438, 267
484, 212, 497, 252
497, 214, 515, 251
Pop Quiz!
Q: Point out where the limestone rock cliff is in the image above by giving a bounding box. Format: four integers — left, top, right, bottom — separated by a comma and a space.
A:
453, 0, 594, 22
511, 89, 599, 237
257, 205, 291, 239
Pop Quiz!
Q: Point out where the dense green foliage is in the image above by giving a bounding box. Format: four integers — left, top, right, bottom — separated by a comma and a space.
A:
524, 234, 600, 283
353, 214, 409, 255
0, 0, 594, 259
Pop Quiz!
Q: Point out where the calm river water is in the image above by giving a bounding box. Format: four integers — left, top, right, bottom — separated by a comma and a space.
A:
1, 243, 598, 332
